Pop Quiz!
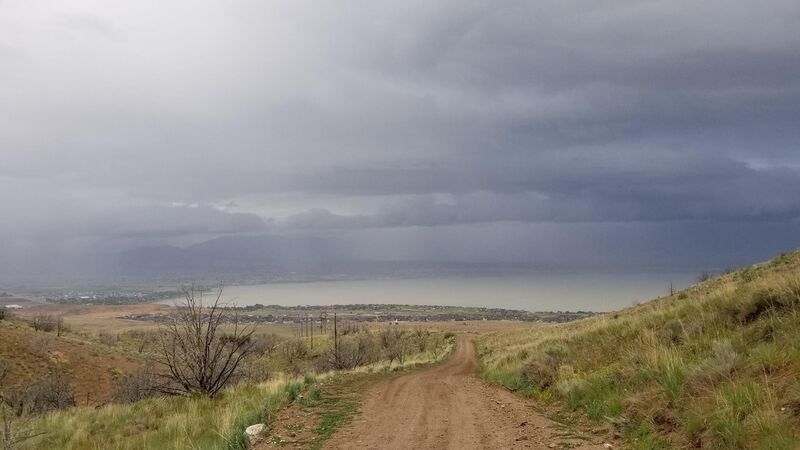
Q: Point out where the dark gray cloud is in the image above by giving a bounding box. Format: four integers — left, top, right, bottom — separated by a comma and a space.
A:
1, 0, 799, 279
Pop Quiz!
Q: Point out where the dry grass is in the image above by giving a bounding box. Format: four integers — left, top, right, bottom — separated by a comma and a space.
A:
11, 325, 455, 449
25, 376, 295, 450
0, 318, 140, 406
12, 303, 169, 334
477, 251, 800, 449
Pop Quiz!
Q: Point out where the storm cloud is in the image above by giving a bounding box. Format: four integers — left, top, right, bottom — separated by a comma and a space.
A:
1, 0, 799, 280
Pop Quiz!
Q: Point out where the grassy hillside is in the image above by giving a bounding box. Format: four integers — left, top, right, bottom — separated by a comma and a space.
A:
12, 330, 454, 449
477, 251, 800, 449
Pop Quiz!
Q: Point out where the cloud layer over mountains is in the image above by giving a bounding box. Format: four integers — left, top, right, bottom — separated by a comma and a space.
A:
1, 1, 799, 280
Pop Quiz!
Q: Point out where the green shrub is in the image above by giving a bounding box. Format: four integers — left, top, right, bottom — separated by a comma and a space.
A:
301, 387, 322, 407
285, 382, 302, 403
702, 380, 765, 448
688, 340, 738, 391
750, 342, 785, 373
521, 359, 555, 389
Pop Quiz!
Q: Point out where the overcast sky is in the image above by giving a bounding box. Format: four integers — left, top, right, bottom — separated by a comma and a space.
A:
2, 1, 800, 280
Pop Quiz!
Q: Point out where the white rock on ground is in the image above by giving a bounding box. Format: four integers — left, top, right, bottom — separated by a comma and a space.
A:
245, 424, 265, 443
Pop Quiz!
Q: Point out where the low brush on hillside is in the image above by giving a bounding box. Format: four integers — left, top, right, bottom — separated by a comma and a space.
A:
477, 251, 800, 449
5, 327, 453, 449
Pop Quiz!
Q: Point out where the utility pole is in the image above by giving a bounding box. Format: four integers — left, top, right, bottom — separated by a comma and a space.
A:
669, 280, 674, 296
333, 312, 338, 368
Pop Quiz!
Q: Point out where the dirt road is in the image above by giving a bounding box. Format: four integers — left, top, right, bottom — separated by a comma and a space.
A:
324, 335, 604, 449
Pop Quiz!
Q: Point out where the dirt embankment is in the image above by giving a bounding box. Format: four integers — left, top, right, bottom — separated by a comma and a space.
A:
324, 335, 604, 449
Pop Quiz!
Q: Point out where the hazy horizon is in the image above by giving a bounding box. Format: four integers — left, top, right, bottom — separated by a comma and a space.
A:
153, 272, 698, 312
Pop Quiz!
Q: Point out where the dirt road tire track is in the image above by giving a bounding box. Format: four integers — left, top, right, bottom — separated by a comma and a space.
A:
324, 335, 603, 449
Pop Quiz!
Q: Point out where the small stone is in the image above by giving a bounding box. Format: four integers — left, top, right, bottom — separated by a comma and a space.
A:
245, 424, 265, 443
515, 436, 529, 441
603, 444, 614, 449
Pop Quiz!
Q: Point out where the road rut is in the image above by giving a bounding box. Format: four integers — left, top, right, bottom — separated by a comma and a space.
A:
324, 335, 603, 449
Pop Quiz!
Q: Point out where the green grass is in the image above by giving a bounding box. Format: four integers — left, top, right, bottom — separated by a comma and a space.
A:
477, 250, 800, 449
21, 377, 298, 450
307, 372, 392, 450
300, 387, 322, 407
314, 396, 358, 444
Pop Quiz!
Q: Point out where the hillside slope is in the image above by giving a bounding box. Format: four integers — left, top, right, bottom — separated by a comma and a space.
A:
0, 317, 139, 405
477, 251, 800, 449
11, 325, 455, 449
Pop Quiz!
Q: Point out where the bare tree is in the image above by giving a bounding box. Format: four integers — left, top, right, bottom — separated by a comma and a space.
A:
281, 339, 308, 364
324, 333, 376, 370
112, 365, 160, 404
31, 335, 53, 357
281, 339, 309, 376
156, 285, 254, 397
1, 403, 42, 450
126, 330, 157, 354
55, 316, 68, 337
412, 327, 430, 353
29, 314, 56, 332
3, 371, 76, 417
98, 331, 117, 346
380, 328, 409, 365
251, 333, 281, 356
338, 321, 365, 336
0, 363, 47, 450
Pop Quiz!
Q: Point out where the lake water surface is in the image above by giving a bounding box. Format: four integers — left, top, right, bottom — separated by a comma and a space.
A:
159, 273, 697, 312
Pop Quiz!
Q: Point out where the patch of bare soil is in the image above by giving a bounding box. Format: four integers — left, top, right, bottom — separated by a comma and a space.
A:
324, 335, 604, 449
253, 373, 377, 449
0, 320, 140, 405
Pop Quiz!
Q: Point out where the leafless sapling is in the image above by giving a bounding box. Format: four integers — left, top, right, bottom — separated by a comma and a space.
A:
156, 285, 254, 397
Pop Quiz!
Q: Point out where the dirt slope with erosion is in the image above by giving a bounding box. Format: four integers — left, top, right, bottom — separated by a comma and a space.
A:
0, 318, 139, 405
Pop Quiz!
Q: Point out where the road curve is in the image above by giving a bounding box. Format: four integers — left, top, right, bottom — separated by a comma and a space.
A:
324, 335, 602, 450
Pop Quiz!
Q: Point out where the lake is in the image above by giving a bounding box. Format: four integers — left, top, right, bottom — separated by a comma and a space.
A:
159, 272, 697, 312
